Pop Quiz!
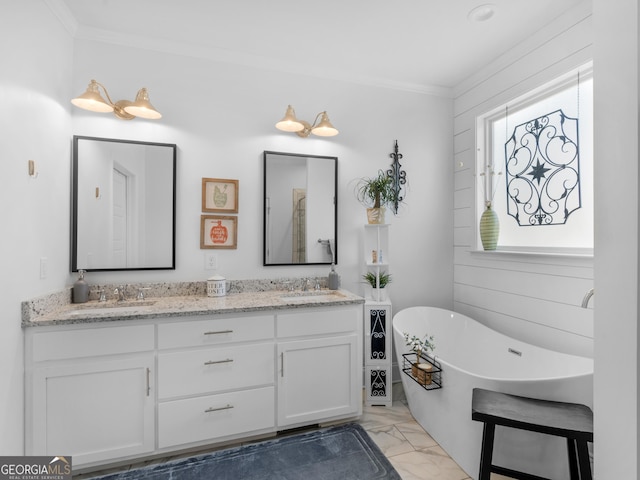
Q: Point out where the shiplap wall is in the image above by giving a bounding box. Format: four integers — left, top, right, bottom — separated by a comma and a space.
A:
452, 3, 594, 358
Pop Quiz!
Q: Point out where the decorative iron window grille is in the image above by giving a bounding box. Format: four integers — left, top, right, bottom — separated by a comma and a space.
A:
504, 109, 581, 226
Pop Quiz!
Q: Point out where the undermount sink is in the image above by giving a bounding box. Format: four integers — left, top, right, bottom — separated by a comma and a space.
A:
66, 301, 156, 316
279, 291, 345, 302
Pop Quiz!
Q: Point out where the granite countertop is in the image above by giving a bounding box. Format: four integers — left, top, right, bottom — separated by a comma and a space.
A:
22, 280, 364, 327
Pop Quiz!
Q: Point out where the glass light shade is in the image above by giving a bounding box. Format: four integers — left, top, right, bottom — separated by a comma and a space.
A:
311, 112, 339, 137
275, 105, 304, 132
71, 80, 113, 113
123, 88, 162, 119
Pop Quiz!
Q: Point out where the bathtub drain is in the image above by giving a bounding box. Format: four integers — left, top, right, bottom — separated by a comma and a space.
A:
508, 348, 522, 356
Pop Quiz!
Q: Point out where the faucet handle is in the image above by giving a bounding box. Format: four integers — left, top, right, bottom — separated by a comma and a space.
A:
137, 287, 150, 300
91, 288, 107, 302
114, 285, 127, 301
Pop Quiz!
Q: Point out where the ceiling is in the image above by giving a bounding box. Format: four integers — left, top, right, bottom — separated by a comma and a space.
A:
53, 0, 587, 95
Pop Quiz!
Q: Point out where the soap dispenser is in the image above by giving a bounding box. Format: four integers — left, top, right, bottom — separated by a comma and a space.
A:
72, 269, 89, 304
328, 263, 341, 290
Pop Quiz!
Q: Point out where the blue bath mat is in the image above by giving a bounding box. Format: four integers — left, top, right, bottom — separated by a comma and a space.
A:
88, 423, 400, 480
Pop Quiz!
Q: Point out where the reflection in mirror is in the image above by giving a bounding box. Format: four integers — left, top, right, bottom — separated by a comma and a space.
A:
72, 136, 177, 272
263, 151, 337, 266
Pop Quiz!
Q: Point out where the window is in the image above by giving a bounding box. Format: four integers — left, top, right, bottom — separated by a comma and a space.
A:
476, 64, 593, 253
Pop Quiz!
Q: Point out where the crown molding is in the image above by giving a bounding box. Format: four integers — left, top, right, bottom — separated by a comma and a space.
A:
72, 24, 452, 98
43, 0, 78, 36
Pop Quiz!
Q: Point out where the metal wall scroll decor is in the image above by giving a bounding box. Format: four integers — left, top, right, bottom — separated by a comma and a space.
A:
505, 109, 581, 226
387, 140, 406, 214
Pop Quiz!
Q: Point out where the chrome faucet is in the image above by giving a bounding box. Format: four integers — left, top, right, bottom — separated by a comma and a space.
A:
301, 278, 310, 292
581, 288, 594, 308
114, 285, 127, 302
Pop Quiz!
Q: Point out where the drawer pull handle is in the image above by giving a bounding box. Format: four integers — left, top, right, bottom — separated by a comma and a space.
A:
146, 367, 151, 397
203, 330, 233, 336
281, 352, 284, 377
204, 358, 233, 366
205, 404, 234, 413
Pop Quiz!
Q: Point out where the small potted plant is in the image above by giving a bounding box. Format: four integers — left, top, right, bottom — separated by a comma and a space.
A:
362, 271, 392, 301
354, 170, 397, 224
403, 332, 435, 384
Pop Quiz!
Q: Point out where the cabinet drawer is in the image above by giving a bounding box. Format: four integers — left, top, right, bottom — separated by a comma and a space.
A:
158, 386, 275, 448
158, 342, 274, 399
158, 315, 274, 349
277, 307, 361, 339
30, 324, 155, 362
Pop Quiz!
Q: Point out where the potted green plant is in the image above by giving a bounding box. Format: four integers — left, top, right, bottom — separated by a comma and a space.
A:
354, 170, 397, 224
403, 332, 435, 384
362, 271, 392, 301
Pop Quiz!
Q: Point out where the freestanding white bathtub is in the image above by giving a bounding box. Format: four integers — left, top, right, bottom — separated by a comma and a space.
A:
393, 306, 593, 480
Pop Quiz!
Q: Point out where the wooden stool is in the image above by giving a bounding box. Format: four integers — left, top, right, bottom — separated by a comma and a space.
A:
471, 388, 593, 480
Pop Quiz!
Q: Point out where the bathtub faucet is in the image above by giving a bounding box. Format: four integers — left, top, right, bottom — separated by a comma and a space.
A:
581, 288, 594, 308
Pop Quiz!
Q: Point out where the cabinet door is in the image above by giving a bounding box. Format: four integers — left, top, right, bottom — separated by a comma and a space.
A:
277, 334, 360, 427
28, 354, 155, 466
364, 303, 392, 365
364, 303, 393, 406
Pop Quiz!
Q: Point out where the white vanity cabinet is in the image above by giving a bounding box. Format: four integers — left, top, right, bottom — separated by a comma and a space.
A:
276, 306, 362, 428
156, 314, 276, 449
24, 324, 155, 466
23, 294, 364, 471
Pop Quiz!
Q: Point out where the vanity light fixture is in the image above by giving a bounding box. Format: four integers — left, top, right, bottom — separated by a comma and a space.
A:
275, 105, 339, 137
71, 79, 162, 120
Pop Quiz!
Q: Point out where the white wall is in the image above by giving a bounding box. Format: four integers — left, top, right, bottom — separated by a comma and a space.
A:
69, 39, 454, 311
593, 0, 639, 477
0, 1, 74, 454
452, 3, 595, 358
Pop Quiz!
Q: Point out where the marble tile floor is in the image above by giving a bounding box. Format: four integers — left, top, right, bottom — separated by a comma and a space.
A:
362, 382, 511, 480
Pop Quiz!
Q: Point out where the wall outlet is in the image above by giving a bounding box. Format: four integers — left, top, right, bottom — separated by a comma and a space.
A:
204, 253, 217, 270
40, 257, 47, 279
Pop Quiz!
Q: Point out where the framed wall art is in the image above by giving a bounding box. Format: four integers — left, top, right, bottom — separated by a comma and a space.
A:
201, 215, 238, 249
202, 178, 239, 213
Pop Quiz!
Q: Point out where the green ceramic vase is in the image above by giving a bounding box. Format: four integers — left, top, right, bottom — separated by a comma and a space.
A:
479, 204, 499, 251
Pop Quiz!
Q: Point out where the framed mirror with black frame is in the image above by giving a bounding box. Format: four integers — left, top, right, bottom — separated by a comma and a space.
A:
263, 151, 337, 266
71, 135, 177, 272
